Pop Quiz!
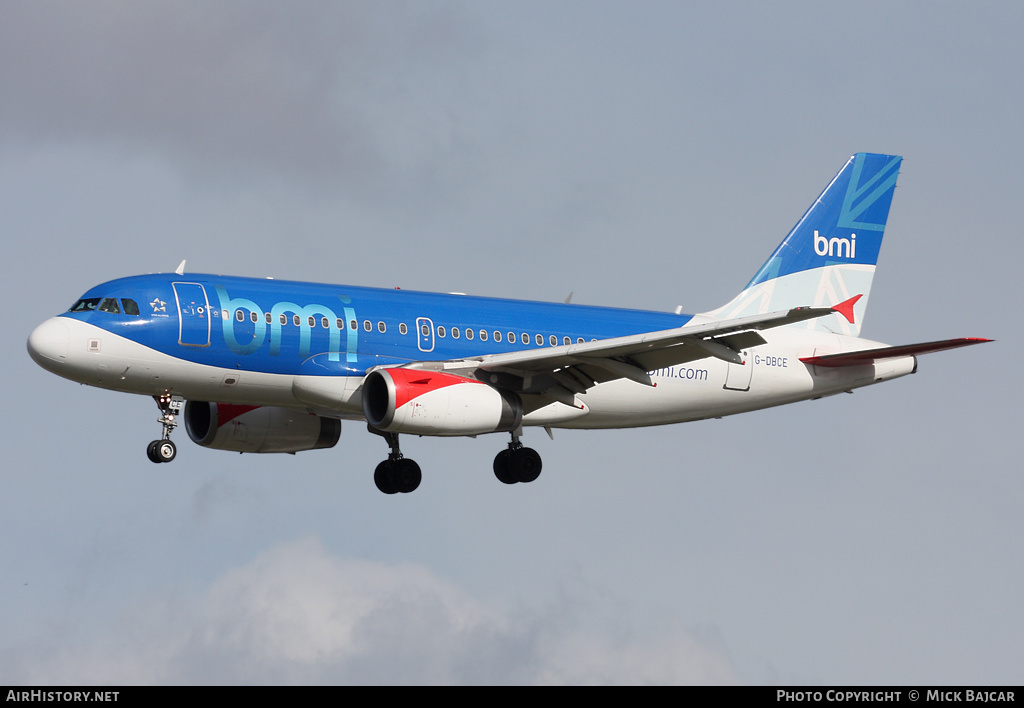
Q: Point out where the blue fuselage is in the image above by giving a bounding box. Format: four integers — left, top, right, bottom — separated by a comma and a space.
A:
65, 273, 694, 377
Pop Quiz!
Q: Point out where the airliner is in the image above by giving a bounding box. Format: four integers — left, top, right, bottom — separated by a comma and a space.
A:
27, 153, 989, 494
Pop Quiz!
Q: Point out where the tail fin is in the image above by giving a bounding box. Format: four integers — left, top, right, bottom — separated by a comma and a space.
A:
702, 152, 902, 336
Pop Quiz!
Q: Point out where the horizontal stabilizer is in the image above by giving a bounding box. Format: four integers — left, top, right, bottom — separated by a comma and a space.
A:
799, 338, 992, 368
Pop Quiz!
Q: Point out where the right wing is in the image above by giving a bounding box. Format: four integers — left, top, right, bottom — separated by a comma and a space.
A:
397, 306, 838, 407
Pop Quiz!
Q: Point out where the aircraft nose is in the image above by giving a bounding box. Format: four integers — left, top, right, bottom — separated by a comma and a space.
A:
27, 317, 70, 370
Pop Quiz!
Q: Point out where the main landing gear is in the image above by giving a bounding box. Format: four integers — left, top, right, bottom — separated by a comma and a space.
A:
368, 426, 422, 495
368, 427, 544, 494
147, 392, 183, 464
493, 432, 543, 485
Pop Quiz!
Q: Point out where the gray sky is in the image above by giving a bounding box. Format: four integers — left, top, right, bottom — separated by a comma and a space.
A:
1, 1, 1019, 685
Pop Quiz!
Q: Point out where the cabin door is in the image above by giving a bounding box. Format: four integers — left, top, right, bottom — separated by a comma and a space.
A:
172, 282, 211, 347
723, 351, 752, 391
416, 317, 435, 353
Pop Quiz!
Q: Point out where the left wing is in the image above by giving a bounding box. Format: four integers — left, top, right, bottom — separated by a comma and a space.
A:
401, 306, 836, 406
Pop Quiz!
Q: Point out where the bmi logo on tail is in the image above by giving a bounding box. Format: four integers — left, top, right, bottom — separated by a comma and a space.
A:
814, 230, 856, 258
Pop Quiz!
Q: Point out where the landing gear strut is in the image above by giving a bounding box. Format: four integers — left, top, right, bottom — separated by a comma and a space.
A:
366, 426, 542, 494
147, 392, 183, 463
368, 425, 421, 494
493, 431, 542, 485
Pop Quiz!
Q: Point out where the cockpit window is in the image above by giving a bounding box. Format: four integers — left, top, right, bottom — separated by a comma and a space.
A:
99, 298, 121, 314
69, 298, 101, 313
69, 297, 141, 316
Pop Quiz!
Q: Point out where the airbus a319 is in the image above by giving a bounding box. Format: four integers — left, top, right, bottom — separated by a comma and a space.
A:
27, 153, 990, 494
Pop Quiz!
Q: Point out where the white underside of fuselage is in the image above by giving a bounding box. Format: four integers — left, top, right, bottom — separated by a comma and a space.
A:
28, 316, 917, 432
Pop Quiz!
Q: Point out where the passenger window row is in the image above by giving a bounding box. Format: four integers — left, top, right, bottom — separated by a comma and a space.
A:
226, 310, 390, 334
72, 298, 590, 348
434, 325, 587, 347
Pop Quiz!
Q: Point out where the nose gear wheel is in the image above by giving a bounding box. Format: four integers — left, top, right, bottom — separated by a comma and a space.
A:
147, 392, 183, 464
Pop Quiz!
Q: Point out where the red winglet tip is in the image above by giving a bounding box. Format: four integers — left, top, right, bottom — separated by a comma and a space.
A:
832, 294, 863, 324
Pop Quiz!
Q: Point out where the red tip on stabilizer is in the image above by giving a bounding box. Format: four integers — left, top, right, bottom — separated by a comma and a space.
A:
832, 294, 863, 324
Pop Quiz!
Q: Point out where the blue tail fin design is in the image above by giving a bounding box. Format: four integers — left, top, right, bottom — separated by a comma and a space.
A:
703, 152, 902, 336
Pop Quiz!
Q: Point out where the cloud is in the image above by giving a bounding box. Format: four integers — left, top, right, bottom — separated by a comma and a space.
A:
3, 537, 736, 685
0, 1, 483, 191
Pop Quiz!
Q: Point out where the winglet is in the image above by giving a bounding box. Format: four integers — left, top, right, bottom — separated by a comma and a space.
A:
175, 260, 187, 276
832, 294, 863, 324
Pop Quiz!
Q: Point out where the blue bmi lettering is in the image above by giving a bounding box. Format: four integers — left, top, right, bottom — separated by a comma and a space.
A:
213, 286, 350, 361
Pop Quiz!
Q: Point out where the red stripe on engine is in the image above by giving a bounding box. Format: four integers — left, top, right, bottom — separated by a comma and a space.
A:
216, 403, 261, 427
387, 368, 481, 409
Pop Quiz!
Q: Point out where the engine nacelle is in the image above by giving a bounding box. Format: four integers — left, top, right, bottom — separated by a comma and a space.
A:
184, 401, 341, 453
362, 368, 522, 436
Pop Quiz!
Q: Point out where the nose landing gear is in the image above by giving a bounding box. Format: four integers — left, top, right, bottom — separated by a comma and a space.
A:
147, 392, 183, 463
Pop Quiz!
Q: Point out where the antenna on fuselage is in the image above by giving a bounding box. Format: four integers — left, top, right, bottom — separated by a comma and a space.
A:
175, 260, 186, 275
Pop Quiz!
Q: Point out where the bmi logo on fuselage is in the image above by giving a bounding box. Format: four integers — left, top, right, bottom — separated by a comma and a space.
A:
813, 230, 856, 259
